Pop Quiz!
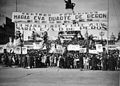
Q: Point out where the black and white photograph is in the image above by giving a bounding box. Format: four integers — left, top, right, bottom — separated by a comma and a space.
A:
0, 0, 120, 86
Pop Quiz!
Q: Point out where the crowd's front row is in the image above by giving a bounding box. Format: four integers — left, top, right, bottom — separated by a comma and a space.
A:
0, 50, 120, 71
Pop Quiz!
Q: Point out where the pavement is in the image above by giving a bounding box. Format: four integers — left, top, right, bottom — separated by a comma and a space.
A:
0, 66, 120, 86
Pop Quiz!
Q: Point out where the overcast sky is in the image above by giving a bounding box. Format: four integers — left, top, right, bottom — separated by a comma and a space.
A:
0, 0, 120, 37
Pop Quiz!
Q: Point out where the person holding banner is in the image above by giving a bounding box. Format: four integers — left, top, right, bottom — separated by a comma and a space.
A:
1, 54, 5, 65
117, 57, 120, 69
102, 48, 108, 70
4, 53, 9, 67
46, 55, 50, 67
73, 54, 78, 69
79, 53, 84, 71
11, 53, 16, 66
26, 54, 30, 69
23, 55, 27, 68
17, 54, 21, 67
8, 53, 12, 67
53, 55, 57, 66
91, 54, 98, 70
59, 55, 64, 68
30, 53, 34, 68
69, 56, 74, 69
83, 56, 89, 70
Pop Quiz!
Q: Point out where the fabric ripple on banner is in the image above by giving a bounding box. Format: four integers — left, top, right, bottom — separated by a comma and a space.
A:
12, 11, 107, 23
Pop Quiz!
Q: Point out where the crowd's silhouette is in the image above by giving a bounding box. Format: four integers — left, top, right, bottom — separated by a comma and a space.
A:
0, 48, 120, 71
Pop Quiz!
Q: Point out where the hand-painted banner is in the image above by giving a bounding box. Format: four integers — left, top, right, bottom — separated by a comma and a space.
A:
67, 44, 80, 51
15, 22, 107, 41
14, 47, 21, 54
96, 44, 103, 52
89, 49, 98, 54
12, 12, 73, 23
14, 47, 27, 54
33, 42, 44, 49
15, 22, 107, 32
12, 11, 107, 23
55, 45, 65, 54
79, 48, 86, 53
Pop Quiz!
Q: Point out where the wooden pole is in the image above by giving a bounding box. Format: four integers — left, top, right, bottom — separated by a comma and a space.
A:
16, 0, 17, 12
107, 0, 109, 53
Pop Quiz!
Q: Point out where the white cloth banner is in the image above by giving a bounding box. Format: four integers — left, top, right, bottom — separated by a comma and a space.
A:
67, 44, 80, 51
33, 42, 44, 49
14, 47, 21, 54
79, 48, 86, 53
12, 11, 107, 23
55, 45, 65, 54
15, 22, 108, 41
49, 43, 56, 53
15, 22, 107, 32
14, 47, 27, 54
96, 44, 103, 52
22, 47, 27, 54
89, 50, 98, 54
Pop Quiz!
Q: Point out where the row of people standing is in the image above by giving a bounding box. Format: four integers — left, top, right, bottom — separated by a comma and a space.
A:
0, 50, 120, 71
58, 53, 120, 71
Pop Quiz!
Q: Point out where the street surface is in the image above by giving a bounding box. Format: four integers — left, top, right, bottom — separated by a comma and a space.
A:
0, 66, 119, 86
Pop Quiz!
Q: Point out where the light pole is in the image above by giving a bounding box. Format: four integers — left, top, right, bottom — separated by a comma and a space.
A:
84, 23, 89, 54
107, 0, 110, 53
20, 33, 22, 57
16, 0, 18, 12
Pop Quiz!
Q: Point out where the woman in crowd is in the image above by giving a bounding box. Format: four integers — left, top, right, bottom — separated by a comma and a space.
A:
83, 56, 89, 70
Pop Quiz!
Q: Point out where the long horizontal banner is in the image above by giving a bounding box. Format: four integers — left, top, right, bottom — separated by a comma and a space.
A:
15, 22, 107, 41
12, 11, 107, 23
15, 22, 107, 32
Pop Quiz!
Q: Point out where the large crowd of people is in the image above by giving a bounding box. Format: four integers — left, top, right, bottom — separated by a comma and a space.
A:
0, 48, 120, 71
